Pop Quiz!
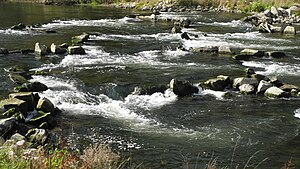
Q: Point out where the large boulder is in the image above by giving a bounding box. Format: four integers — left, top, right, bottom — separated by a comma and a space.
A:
36, 98, 55, 114
50, 43, 67, 54
264, 86, 290, 98
72, 32, 89, 44
266, 51, 286, 58
34, 42, 49, 56
169, 79, 199, 96
283, 26, 296, 35
257, 80, 273, 94
240, 49, 265, 57
0, 98, 28, 114
27, 111, 57, 129
239, 84, 256, 95
68, 46, 86, 55
233, 78, 258, 88
0, 117, 17, 139
202, 77, 229, 91
0, 48, 9, 55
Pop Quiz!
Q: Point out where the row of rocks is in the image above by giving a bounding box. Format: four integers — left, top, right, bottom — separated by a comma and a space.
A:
132, 68, 299, 98
34, 42, 85, 56
0, 68, 60, 148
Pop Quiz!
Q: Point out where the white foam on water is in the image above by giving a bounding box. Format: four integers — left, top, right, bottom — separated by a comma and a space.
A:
197, 20, 253, 28
242, 61, 300, 76
42, 17, 139, 29
0, 29, 31, 35
294, 109, 300, 119
89, 32, 180, 41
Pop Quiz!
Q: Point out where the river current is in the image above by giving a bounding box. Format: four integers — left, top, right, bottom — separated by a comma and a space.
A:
0, 2, 300, 168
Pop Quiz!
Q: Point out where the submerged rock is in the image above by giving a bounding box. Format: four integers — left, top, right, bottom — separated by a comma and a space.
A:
232, 54, 251, 60
132, 85, 168, 95
192, 46, 218, 53
169, 79, 198, 96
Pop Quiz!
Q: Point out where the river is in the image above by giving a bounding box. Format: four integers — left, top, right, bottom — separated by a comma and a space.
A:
0, 2, 300, 168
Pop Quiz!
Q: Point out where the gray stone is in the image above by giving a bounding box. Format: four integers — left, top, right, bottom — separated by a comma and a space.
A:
50, 43, 67, 54
250, 74, 269, 81
240, 49, 265, 57
11, 23, 26, 30
36, 98, 55, 114
10, 133, 26, 142
266, 51, 286, 58
270, 6, 278, 17
9, 92, 35, 111
233, 78, 258, 88
8, 74, 29, 85
239, 84, 255, 95
269, 25, 283, 33
279, 84, 299, 92
132, 85, 168, 95
283, 26, 296, 35
202, 77, 228, 91
257, 80, 273, 94
59, 43, 69, 49
68, 46, 86, 55
34, 42, 49, 56
265, 86, 290, 98
181, 32, 190, 40
169, 79, 199, 96
269, 76, 283, 87
258, 22, 271, 33
19, 82, 48, 92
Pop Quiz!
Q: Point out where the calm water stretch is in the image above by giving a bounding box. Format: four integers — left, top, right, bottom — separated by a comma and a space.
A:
1, 2, 300, 168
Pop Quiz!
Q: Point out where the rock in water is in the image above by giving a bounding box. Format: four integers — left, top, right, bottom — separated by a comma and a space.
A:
181, 32, 190, 40
169, 79, 198, 96
283, 26, 296, 35
36, 98, 55, 114
68, 46, 85, 55
0, 48, 9, 55
240, 49, 265, 57
239, 84, 255, 95
266, 51, 286, 58
264, 86, 290, 98
72, 33, 89, 44
202, 77, 229, 91
34, 42, 49, 56
50, 43, 67, 54
171, 26, 182, 33
257, 80, 273, 94
233, 78, 258, 88
0, 98, 28, 114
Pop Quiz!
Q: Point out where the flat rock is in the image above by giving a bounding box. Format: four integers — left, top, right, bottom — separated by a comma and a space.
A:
266, 51, 286, 58
233, 78, 258, 88
240, 49, 265, 57
0, 98, 28, 114
265, 86, 290, 98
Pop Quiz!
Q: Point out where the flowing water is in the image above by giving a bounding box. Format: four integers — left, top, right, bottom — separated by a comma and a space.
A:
1, 2, 300, 168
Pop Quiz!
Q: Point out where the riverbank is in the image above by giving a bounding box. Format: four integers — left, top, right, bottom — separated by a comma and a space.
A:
2, 0, 300, 14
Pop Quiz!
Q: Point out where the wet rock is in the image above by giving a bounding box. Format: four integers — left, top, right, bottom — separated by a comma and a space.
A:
72, 33, 89, 44
232, 54, 251, 60
0, 117, 17, 139
270, 6, 278, 17
34, 42, 49, 56
245, 68, 255, 75
8, 73, 29, 85
181, 32, 190, 40
68, 46, 86, 55
50, 43, 67, 54
21, 49, 34, 54
283, 26, 296, 34
257, 80, 273, 94
11, 23, 26, 30
233, 77, 258, 88
171, 26, 182, 33
169, 79, 199, 96
59, 43, 69, 49
240, 49, 265, 57
258, 22, 272, 33
27, 111, 57, 129
132, 85, 168, 95
202, 77, 229, 91
265, 86, 290, 98
269, 76, 284, 87
239, 84, 256, 95
269, 25, 283, 33
18, 82, 48, 92
250, 74, 269, 82
192, 46, 218, 53
0, 98, 28, 114
18, 123, 35, 136
36, 98, 55, 114
266, 51, 286, 58
0, 48, 9, 55
279, 84, 299, 92
218, 46, 232, 54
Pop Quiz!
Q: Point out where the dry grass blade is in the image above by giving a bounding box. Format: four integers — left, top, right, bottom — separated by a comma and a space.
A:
281, 157, 294, 169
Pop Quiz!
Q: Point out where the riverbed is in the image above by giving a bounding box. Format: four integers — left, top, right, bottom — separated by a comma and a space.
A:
0, 2, 300, 168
